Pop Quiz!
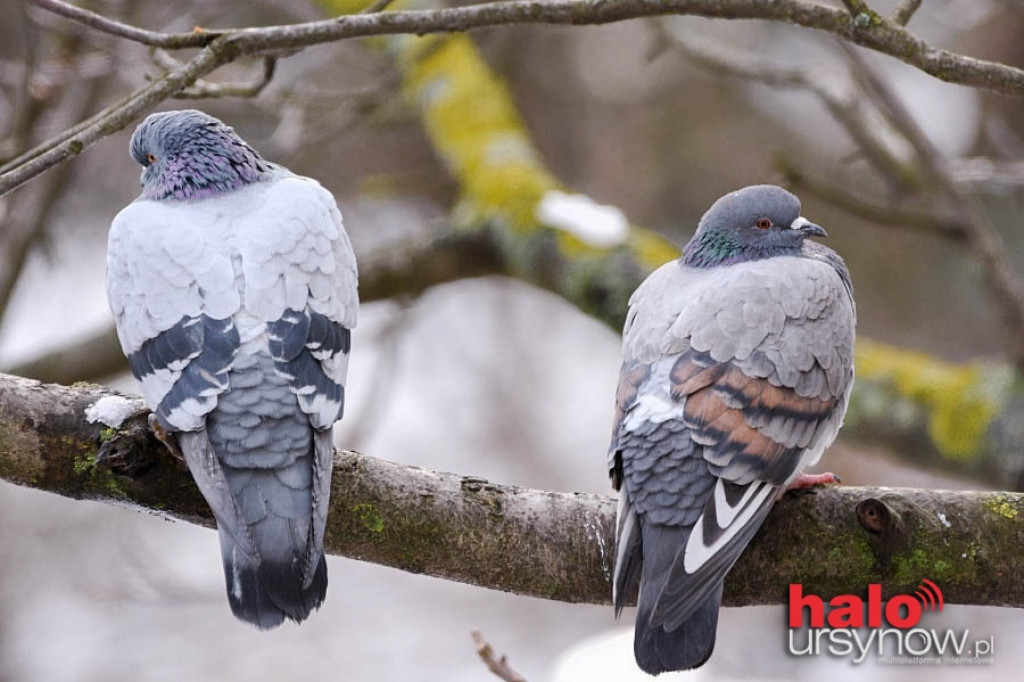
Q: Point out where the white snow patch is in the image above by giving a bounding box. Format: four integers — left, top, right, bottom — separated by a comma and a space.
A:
536, 190, 629, 248
84, 395, 138, 429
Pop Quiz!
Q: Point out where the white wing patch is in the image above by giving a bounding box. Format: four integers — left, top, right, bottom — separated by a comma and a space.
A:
683, 479, 775, 575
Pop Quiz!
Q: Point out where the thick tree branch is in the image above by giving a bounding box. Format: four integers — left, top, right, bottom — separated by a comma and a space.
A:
1, 374, 1022, 608
9, 0, 1024, 196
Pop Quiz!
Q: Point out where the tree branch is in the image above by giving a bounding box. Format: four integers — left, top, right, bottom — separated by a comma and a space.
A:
653, 27, 919, 188
892, 0, 923, 27
0, 45, 224, 196
27, 0, 217, 49
1, 373, 1022, 608
10, 0, 1024, 196
150, 52, 278, 100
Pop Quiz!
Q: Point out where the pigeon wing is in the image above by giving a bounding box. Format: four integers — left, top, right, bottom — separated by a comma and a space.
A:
250, 175, 358, 585
610, 255, 855, 628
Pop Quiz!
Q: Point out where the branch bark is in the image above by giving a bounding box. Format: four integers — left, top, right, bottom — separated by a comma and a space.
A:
1, 373, 1022, 608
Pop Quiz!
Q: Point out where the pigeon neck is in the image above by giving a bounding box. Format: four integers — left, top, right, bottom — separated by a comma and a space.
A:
682, 229, 801, 268
147, 144, 273, 202
682, 230, 746, 268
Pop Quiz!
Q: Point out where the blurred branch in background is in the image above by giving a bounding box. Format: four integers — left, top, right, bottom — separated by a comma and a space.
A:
0, 0, 129, 323
2, 374, 1023, 609
649, 26, 1024, 488
4, 228, 504, 383
654, 25, 1024, 371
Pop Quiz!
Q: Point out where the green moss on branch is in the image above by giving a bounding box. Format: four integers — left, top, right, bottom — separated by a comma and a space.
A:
2, 375, 1023, 607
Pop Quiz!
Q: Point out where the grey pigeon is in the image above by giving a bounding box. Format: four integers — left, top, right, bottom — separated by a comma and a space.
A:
106, 110, 358, 628
608, 185, 855, 673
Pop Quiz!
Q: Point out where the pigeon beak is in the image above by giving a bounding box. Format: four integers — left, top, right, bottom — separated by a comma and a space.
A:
791, 216, 827, 238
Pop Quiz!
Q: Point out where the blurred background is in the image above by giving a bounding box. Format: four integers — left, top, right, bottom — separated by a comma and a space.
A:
1, 0, 1023, 680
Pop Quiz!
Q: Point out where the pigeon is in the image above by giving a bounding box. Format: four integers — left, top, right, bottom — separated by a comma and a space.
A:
106, 109, 358, 628
608, 185, 855, 673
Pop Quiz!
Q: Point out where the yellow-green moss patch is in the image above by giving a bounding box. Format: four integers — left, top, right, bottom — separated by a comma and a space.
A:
855, 340, 1011, 460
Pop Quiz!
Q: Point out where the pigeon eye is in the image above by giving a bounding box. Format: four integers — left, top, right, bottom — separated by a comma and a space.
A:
146, 153, 157, 164
756, 218, 772, 230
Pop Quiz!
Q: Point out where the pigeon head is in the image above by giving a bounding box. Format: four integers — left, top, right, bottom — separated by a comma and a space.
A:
129, 109, 272, 201
682, 185, 826, 268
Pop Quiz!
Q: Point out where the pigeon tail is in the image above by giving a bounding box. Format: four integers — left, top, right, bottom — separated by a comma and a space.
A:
220, 525, 327, 629
632, 523, 722, 674
202, 376, 329, 629
634, 583, 722, 674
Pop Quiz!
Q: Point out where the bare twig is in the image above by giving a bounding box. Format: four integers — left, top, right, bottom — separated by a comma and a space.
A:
655, 27, 917, 187
0, 5, 124, 320
892, 0, 924, 26
836, 41, 947, 179
0, 46, 223, 195
9, 0, 1024, 197
27, 0, 216, 49
360, 0, 397, 14
835, 42, 1024, 370
777, 159, 969, 240
471, 632, 529, 682
21, 0, 1024, 97
151, 51, 277, 99
1, 1, 43, 160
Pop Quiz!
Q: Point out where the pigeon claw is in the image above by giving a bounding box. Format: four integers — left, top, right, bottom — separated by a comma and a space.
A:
148, 413, 185, 462
787, 471, 842, 491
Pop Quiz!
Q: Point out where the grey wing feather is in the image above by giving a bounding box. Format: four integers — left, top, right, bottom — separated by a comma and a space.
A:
256, 177, 357, 431
107, 200, 242, 431
178, 430, 258, 562
307, 430, 334, 587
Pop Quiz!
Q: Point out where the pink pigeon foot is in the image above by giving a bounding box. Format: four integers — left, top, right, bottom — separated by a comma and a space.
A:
786, 471, 842, 491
